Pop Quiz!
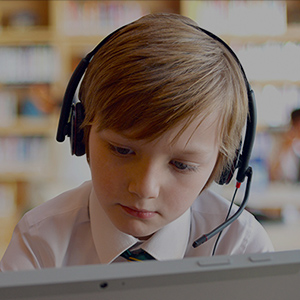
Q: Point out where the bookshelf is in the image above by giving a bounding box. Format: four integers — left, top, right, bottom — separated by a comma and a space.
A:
0, 1, 56, 235
0, 0, 300, 258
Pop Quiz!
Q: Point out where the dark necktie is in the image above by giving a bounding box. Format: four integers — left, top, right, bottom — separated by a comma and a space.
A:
121, 249, 155, 262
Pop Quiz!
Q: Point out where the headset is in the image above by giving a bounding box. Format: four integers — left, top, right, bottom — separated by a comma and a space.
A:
56, 18, 257, 250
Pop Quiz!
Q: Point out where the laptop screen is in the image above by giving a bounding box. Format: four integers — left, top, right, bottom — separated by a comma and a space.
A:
1, 250, 300, 300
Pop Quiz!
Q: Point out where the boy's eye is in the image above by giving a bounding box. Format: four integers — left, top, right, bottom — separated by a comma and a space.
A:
170, 160, 198, 172
110, 145, 134, 155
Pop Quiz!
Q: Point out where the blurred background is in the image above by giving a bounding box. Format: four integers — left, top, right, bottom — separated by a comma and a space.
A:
0, 0, 300, 259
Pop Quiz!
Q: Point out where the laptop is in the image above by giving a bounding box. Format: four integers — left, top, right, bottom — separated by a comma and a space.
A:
1, 250, 299, 300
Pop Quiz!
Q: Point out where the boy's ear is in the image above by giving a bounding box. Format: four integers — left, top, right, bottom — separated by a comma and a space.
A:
70, 102, 86, 156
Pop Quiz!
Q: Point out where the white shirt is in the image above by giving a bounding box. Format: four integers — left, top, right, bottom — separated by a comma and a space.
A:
0, 181, 273, 271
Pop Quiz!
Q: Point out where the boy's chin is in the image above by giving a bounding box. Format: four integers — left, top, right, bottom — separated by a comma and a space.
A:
117, 223, 158, 241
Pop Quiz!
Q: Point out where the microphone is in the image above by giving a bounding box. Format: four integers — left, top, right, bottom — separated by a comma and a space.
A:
193, 166, 253, 248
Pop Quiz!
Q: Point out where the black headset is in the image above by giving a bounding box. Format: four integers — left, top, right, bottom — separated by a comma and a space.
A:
56, 20, 256, 188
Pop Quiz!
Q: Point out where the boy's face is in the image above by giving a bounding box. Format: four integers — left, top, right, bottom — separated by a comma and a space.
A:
89, 112, 220, 240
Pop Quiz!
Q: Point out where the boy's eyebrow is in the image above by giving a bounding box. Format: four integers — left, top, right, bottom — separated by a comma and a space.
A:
104, 130, 136, 141
170, 139, 216, 155
180, 148, 208, 154
105, 130, 217, 157
174, 147, 213, 157
108, 129, 146, 141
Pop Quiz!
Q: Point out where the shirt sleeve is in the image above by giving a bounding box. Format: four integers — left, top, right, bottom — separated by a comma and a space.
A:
215, 211, 275, 255
0, 215, 44, 272
242, 215, 275, 253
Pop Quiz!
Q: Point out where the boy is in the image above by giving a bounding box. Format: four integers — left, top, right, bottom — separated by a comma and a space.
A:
0, 13, 273, 271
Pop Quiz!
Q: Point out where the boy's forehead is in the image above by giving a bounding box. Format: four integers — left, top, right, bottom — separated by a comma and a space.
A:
104, 110, 221, 149
167, 111, 221, 147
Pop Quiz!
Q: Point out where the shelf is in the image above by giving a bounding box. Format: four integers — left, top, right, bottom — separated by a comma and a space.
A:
221, 25, 300, 44
250, 80, 300, 87
0, 115, 57, 137
219, 181, 300, 210
0, 27, 53, 45
0, 171, 52, 182
55, 34, 105, 46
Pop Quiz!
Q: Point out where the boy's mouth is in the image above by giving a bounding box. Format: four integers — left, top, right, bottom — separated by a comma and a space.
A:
120, 205, 157, 219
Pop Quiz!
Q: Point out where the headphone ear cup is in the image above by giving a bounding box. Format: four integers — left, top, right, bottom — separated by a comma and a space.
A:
217, 160, 238, 185
70, 102, 86, 156
216, 141, 242, 185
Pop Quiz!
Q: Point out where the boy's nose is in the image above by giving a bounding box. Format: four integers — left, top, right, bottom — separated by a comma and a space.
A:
128, 162, 160, 199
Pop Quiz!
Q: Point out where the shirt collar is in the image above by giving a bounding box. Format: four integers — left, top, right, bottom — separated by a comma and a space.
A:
89, 188, 191, 264
140, 209, 190, 261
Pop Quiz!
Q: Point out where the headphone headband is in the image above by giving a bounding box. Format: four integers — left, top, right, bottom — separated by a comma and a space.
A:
191, 25, 256, 184
56, 25, 127, 143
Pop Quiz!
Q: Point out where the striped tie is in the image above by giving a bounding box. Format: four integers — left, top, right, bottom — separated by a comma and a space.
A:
121, 249, 155, 262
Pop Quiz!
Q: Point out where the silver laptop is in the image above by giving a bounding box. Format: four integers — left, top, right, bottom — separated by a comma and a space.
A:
1, 250, 300, 300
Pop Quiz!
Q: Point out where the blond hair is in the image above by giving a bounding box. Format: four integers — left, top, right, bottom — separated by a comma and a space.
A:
79, 13, 248, 186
